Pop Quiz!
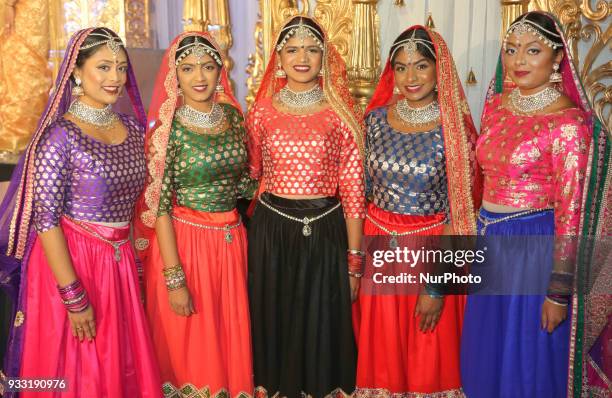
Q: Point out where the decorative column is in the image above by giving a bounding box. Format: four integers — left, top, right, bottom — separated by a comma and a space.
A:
346, 0, 380, 108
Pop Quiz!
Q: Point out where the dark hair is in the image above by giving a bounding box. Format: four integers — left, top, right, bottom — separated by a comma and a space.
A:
275, 16, 325, 48
175, 35, 222, 66
508, 12, 564, 52
75, 28, 124, 68
389, 28, 436, 65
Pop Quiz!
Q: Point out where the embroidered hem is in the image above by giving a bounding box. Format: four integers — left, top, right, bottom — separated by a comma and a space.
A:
162, 382, 252, 398
352, 387, 465, 398
254, 386, 352, 398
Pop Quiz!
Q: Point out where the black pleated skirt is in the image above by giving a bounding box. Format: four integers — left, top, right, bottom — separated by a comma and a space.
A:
248, 192, 356, 398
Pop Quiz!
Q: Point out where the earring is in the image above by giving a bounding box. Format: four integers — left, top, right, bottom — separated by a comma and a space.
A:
393, 86, 401, 95
72, 77, 84, 97
318, 69, 324, 77
215, 82, 225, 93
178, 88, 184, 97
549, 63, 562, 83
275, 64, 286, 78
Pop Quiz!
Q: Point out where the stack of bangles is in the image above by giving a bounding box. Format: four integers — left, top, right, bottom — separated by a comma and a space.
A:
58, 280, 89, 313
546, 295, 569, 306
347, 249, 365, 278
163, 264, 186, 291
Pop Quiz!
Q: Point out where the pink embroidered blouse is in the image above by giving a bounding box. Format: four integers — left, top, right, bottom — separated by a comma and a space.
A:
477, 93, 591, 238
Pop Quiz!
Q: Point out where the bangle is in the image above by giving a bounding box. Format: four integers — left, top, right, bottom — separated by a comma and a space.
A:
163, 264, 186, 291
5, 1, 17, 7
347, 249, 365, 257
545, 296, 568, 307
57, 280, 90, 313
348, 270, 363, 278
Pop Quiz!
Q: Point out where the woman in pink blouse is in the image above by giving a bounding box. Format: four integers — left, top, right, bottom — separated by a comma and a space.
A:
460, 11, 594, 398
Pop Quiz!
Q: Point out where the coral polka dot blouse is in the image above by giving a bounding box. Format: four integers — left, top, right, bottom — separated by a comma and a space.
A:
247, 98, 366, 219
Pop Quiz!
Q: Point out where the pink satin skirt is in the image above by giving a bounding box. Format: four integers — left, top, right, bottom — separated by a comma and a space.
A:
19, 217, 162, 397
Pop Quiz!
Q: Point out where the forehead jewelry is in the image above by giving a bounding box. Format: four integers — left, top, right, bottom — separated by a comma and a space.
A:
276, 20, 324, 52
503, 14, 563, 50
80, 30, 124, 63
175, 40, 223, 67
390, 30, 436, 60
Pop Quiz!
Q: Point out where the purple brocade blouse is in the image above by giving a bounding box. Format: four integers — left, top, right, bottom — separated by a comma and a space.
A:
32, 114, 146, 232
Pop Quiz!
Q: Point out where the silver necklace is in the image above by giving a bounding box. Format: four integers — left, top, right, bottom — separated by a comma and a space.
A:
395, 99, 440, 126
510, 86, 561, 114
278, 85, 324, 109
68, 101, 118, 129
176, 103, 225, 130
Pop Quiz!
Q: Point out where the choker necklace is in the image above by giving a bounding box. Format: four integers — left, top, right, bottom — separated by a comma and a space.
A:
278, 85, 324, 109
395, 99, 440, 126
68, 101, 118, 129
176, 103, 225, 130
510, 86, 561, 114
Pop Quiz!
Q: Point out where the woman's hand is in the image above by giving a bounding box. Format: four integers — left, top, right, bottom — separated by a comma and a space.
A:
68, 305, 96, 342
415, 295, 444, 332
541, 299, 567, 333
349, 276, 360, 302
168, 286, 195, 317
4, 3, 16, 35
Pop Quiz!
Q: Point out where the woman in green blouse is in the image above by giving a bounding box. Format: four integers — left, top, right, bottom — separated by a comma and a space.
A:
135, 32, 256, 398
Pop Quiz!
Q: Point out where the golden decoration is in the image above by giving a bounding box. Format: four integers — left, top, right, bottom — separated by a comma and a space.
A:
125, 0, 151, 48
14, 310, 24, 327
426, 13, 436, 30
513, 0, 611, 132
314, 0, 353, 59
467, 68, 478, 86
394, 0, 405, 6
346, 0, 381, 108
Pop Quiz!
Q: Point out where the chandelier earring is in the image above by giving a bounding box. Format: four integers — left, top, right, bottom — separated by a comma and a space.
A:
393, 86, 401, 95
549, 63, 562, 83
318, 69, 324, 77
178, 87, 184, 97
275, 63, 286, 78
215, 80, 225, 93
72, 77, 84, 97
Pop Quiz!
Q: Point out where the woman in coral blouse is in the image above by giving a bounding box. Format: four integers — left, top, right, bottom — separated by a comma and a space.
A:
247, 16, 365, 398
460, 11, 595, 398
134, 32, 255, 397
354, 26, 481, 397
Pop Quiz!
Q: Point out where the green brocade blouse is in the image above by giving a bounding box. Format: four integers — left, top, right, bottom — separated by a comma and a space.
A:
158, 104, 258, 215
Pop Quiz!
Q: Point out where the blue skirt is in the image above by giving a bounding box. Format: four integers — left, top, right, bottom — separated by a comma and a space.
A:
460, 208, 569, 398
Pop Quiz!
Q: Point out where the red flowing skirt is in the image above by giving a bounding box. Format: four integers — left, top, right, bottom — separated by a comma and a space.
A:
20, 217, 162, 398
144, 207, 253, 397
353, 203, 465, 397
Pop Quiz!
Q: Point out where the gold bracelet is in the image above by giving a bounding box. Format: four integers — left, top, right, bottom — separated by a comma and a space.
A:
5, 1, 17, 7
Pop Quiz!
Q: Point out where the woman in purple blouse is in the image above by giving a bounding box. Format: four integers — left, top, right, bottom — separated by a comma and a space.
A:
0, 28, 161, 397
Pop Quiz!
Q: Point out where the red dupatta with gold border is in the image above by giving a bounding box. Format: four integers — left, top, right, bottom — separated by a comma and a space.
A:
365, 25, 482, 235
133, 32, 242, 260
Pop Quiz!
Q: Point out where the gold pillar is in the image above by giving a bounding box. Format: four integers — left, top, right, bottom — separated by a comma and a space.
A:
346, 0, 380, 108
